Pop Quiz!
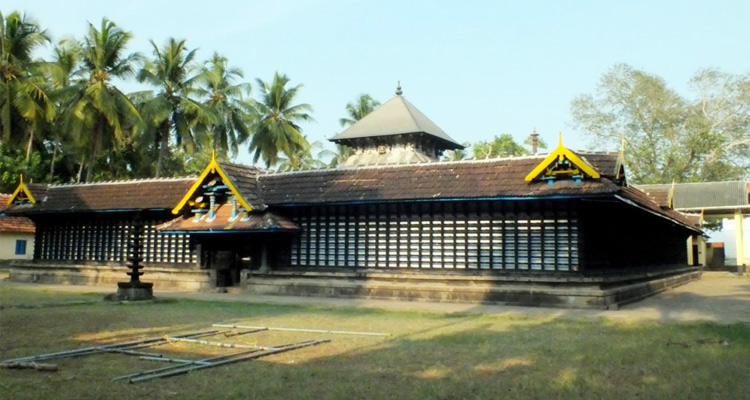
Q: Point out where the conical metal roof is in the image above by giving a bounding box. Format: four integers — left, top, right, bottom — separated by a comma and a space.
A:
329, 92, 463, 150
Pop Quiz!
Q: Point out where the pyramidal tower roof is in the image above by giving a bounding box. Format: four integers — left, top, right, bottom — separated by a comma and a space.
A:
329, 86, 463, 150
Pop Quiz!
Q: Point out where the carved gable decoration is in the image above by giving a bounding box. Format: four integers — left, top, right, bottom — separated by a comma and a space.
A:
172, 153, 253, 219
524, 134, 601, 183
7, 174, 36, 205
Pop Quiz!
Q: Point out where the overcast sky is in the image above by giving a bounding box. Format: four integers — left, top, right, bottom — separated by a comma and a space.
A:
5, 1, 750, 164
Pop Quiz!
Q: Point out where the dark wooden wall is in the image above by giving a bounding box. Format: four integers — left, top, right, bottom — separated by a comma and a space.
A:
32, 211, 195, 266
285, 200, 579, 271
577, 199, 690, 273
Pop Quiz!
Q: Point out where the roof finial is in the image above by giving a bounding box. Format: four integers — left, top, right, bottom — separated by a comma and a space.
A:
19, 173, 23, 183
396, 81, 402, 96
558, 131, 563, 147
211, 149, 216, 161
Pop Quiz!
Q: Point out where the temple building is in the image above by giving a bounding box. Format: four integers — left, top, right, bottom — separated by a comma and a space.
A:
3, 88, 703, 309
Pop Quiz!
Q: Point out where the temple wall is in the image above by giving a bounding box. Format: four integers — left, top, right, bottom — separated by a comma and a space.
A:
286, 200, 580, 272
31, 212, 195, 266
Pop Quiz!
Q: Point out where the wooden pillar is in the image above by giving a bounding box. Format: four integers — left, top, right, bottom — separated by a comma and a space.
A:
736, 211, 746, 268
260, 241, 269, 273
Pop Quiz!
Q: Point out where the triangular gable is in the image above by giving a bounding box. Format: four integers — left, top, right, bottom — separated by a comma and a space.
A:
613, 139, 628, 185
524, 133, 601, 182
172, 152, 253, 214
667, 180, 676, 209
7, 174, 36, 205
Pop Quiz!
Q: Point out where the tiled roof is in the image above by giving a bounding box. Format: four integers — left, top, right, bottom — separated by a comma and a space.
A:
0, 194, 10, 211
158, 204, 298, 232
0, 216, 35, 234
7, 178, 196, 214
617, 186, 699, 230
259, 154, 622, 205
637, 181, 750, 210
329, 94, 463, 149
217, 161, 265, 210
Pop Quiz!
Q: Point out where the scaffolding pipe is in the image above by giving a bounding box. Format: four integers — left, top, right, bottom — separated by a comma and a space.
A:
139, 356, 211, 365
129, 339, 329, 383
1, 330, 218, 364
165, 337, 275, 350
213, 324, 390, 337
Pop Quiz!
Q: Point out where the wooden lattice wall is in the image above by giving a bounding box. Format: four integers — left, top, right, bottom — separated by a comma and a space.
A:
34, 216, 195, 265
289, 200, 579, 271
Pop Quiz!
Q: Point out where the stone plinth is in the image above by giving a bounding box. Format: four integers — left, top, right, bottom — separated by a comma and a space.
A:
117, 281, 154, 301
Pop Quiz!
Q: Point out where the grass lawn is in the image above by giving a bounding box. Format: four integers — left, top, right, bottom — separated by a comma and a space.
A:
1, 285, 749, 400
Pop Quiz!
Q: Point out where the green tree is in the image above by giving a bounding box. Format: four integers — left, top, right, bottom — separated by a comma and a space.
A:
45, 40, 81, 181
0, 11, 55, 160
250, 72, 313, 167
571, 64, 750, 183
137, 38, 209, 176
194, 53, 253, 158
442, 142, 471, 161
339, 93, 380, 127
472, 134, 528, 159
276, 139, 329, 171
330, 93, 380, 166
65, 18, 142, 182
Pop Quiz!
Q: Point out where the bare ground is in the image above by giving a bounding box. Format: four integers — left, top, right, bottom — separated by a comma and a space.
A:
1, 271, 748, 323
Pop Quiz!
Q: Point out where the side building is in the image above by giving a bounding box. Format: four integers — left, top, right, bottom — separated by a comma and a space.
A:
5, 89, 702, 308
0, 193, 35, 263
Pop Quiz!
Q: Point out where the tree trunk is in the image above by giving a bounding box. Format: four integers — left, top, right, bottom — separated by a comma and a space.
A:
25, 125, 34, 161
76, 156, 85, 183
85, 123, 103, 182
155, 127, 169, 178
49, 143, 57, 178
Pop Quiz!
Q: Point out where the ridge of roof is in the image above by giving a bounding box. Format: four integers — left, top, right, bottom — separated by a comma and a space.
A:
47, 176, 197, 188
261, 151, 617, 177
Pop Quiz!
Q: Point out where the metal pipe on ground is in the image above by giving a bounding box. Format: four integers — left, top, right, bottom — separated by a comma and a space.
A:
128, 339, 330, 383
224, 328, 268, 337
0, 330, 218, 364
213, 324, 390, 337
139, 356, 212, 365
165, 337, 276, 350
114, 339, 322, 382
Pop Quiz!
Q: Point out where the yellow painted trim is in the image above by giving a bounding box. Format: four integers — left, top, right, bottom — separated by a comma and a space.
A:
667, 180, 676, 209
524, 133, 601, 182
7, 174, 36, 205
171, 154, 253, 214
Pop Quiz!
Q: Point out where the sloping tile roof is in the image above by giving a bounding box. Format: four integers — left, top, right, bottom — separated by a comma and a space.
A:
617, 186, 699, 230
158, 204, 297, 232
0, 216, 35, 234
259, 154, 622, 205
6, 177, 196, 214
637, 181, 750, 210
0, 194, 10, 211
217, 161, 265, 210
329, 94, 463, 149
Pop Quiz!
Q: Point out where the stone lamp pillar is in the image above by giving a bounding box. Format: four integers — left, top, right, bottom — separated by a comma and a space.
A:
117, 217, 154, 300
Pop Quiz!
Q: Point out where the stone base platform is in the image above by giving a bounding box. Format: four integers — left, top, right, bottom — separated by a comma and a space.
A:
8, 262, 215, 291
117, 281, 154, 301
243, 267, 702, 310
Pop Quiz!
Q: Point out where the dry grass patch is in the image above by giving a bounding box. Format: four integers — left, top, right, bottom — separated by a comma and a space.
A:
1, 285, 750, 400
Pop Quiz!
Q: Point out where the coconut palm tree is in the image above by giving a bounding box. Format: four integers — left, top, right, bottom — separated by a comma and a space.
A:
329, 93, 380, 166
0, 11, 54, 158
137, 38, 209, 176
194, 53, 253, 158
338, 93, 380, 127
275, 140, 333, 171
65, 18, 142, 181
250, 72, 313, 167
45, 40, 80, 179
